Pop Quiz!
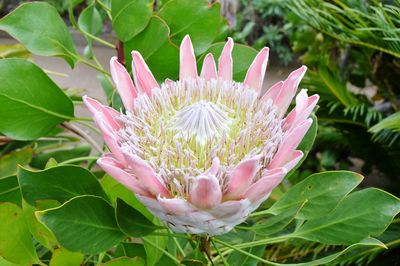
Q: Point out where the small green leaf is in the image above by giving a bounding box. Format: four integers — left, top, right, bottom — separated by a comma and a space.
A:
49, 248, 83, 266
143, 233, 168, 266
199, 43, 258, 81
78, 4, 103, 36
269, 171, 363, 220
116, 198, 158, 237
0, 175, 21, 206
0, 59, 74, 140
0, 203, 38, 265
112, 0, 153, 42
294, 188, 400, 245
18, 165, 107, 206
37, 195, 126, 254
0, 147, 33, 178
0, 2, 78, 66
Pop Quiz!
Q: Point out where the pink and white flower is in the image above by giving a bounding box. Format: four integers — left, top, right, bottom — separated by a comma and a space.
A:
84, 35, 319, 235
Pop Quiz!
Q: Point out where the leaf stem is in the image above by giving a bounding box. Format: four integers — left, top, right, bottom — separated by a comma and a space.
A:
210, 238, 229, 266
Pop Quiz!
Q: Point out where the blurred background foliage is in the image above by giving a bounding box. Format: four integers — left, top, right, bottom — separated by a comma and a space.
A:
0, 0, 399, 265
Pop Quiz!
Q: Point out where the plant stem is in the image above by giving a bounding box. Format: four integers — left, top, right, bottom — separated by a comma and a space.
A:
61, 122, 103, 153
210, 238, 229, 266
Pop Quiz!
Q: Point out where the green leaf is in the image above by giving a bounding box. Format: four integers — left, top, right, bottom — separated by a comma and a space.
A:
101, 257, 145, 266
49, 248, 83, 266
269, 171, 363, 220
30, 145, 91, 169
116, 198, 158, 237
78, 4, 103, 36
181, 249, 207, 266
0, 203, 38, 265
112, 0, 153, 42
18, 165, 107, 206
227, 231, 266, 266
0, 257, 21, 266
294, 188, 400, 245
0, 175, 21, 206
0, 147, 32, 178
158, 0, 225, 54
370, 112, 400, 134
37, 195, 126, 254
22, 201, 57, 250
114, 243, 147, 261
0, 59, 74, 140
0, 2, 78, 67
199, 43, 258, 81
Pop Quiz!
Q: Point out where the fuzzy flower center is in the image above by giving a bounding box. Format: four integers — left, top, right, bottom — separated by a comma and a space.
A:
118, 78, 284, 196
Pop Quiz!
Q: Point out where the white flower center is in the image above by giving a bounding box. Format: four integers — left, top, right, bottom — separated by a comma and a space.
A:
168, 101, 233, 146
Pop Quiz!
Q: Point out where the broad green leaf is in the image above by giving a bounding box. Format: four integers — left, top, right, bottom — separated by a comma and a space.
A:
18, 165, 107, 206
30, 145, 91, 169
101, 257, 145, 266
123, 16, 170, 73
37, 195, 126, 254
0, 59, 74, 140
0, 257, 21, 266
0, 203, 38, 265
49, 248, 83, 266
199, 43, 258, 81
112, 0, 153, 41
116, 198, 158, 237
158, 0, 225, 54
0, 175, 21, 206
0, 43, 30, 59
0, 2, 78, 66
294, 188, 400, 245
22, 201, 57, 250
269, 171, 363, 220
0, 147, 32, 178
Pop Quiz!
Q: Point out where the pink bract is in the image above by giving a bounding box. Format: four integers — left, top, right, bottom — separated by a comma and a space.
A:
84, 35, 319, 235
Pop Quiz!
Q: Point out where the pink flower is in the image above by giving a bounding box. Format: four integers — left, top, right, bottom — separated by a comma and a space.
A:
84, 36, 319, 235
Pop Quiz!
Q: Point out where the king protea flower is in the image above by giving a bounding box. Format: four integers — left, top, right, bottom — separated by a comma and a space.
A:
84, 35, 319, 235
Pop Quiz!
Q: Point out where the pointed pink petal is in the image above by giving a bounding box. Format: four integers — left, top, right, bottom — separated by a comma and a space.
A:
131, 51, 159, 96
200, 53, 217, 81
179, 35, 197, 80
274, 66, 307, 117
261, 81, 283, 102
189, 174, 222, 209
244, 47, 269, 94
123, 152, 170, 198
218, 37, 233, 81
244, 168, 287, 202
157, 197, 193, 215
110, 57, 137, 111
269, 118, 312, 169
282, 150, 304, 172
284, 91, 319, 131
83, 96, 121, 130
223, 155, 262, 201
97, 154, 151, 197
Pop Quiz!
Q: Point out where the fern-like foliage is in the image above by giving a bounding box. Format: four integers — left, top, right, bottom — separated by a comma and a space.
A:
370, 112, 400, 146
287, 0, 400, 58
